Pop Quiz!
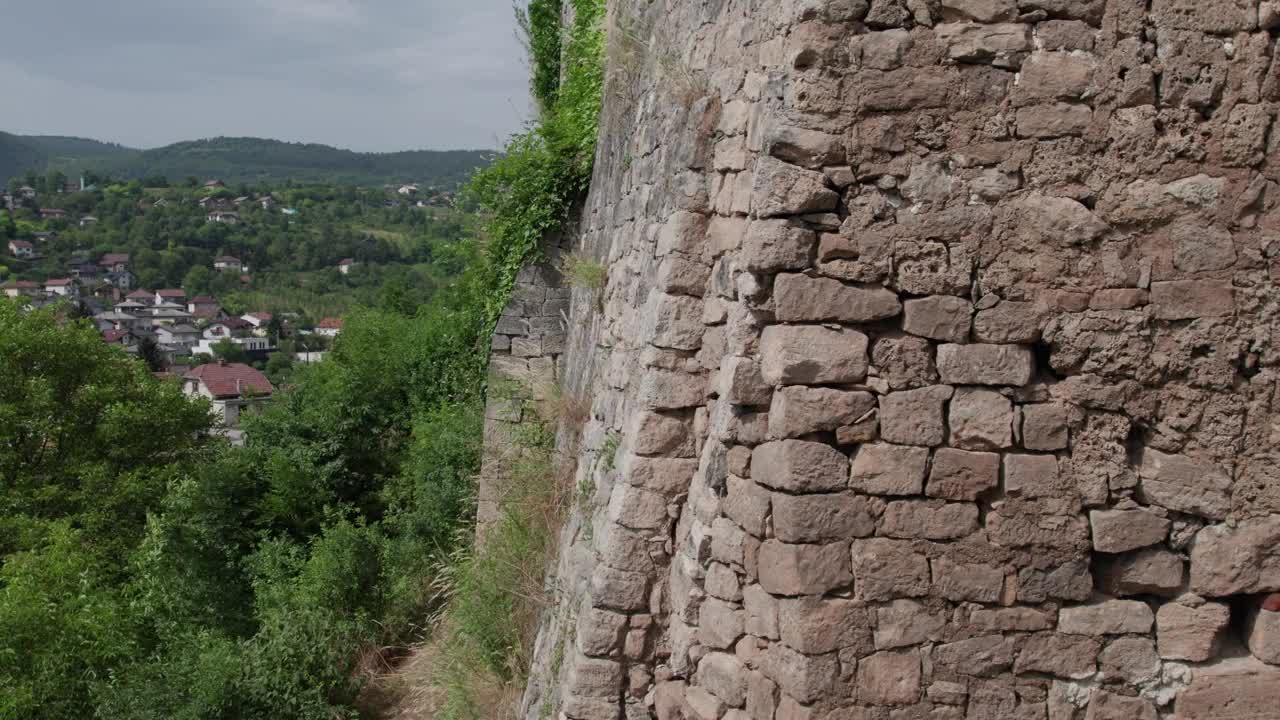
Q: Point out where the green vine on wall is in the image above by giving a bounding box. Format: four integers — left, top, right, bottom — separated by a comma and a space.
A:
466, 0, 607, 327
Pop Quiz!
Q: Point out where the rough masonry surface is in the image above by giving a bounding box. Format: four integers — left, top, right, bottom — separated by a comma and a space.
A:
494, 1, 1280, 719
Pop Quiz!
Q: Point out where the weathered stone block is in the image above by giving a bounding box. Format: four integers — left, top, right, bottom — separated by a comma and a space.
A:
768, 386, 876, 439
591, 565, 651, 612
757, 540, 852, 596
1156, 600, 1229, 662
773, 274, 901, 323
948, 388, 1014, 450
871, 333, 939, 390
1098, 548, 1184, 597
752, 440, 849, 493
973, 301, 1041, 344
719, 356, 772, 407
773, 491, 878, 543
1004, 453, 1067, 500
1090, 509, 1170, 553
850, 443, 929, 495
1150, 0, 1258, 34
657, 253, 711, 296
879, 499, 979, 540
1086, 691, 1157, 720
724, 475, 771, 538
638, 368, 707, 409
875, 599, 947, 649
630, 412, 696, 457
1150, 280, 1235, 320
1190, 518, 1280, 595
902, 296, 972, 343
1138, 449, 1232, 521
698, 596, 745, 649
743, 584, 779, 640
940, 0, 1016, 22
1014, 633, 1099, 679
936, 22, 1031, 68
759, 643, 839, 705
779, 597, 873, 655
970, 606, 1053, 632
578, 607, 629, 657
1247, 603, 1280, 665
937, 344, 1034, 386
658, 211, 710, 257
698, 652, 748, 707
620, 455, 700, 496
880, 385, 953, 447
933, 635, 1014, 677
1059, 599, 1154, 635
764, 125, 845, 169
1098, 637, 1160, 685
1015, 103, 1092, 138
1021, 403, 1069, 451
858, 650, 921, 705
1175, 670, 1280, 720
753, 157, 840, 218
743, 219, 816, 273
761, 325, 869, 385
851, 538, 931, 601
928, 448, 999, 500
931, 555, 1005, 602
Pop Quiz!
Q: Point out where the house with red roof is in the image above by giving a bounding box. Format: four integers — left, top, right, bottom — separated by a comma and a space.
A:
154, 289, 186, 305
38, 208, 68, 221
188, 296, 225, 320
2, 280, 39, 298
43, 278, 77, 297
100, 253, 131, 272
316, 317, 343, 338
241, 312, 273, 330
8, 240, 33, 259
183, 361, 273, 427
337, 258, 356, 275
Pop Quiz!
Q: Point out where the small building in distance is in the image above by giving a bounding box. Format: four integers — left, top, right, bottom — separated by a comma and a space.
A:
155, 288, 186, 306
99, 253, 131, 273
79, 216, 99, 227
8, 240, 33, 258
43, 278, 76, 297
316, 317, 343, 337
2, 280, 39, 298
213, 255, 245, 272
38, 208, 68, 221
207, 211, 240, 225
183, 361, 273, 428
337, 258, 356, 275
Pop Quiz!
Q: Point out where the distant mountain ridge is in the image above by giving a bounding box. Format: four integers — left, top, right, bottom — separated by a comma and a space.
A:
0, 133, 492, 187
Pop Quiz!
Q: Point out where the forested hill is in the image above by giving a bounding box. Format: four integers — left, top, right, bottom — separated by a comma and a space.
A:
1, 133, 493, 187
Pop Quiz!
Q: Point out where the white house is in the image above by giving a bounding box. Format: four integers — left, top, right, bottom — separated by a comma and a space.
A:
207, 211, 240, 225
397, 184, 419, 196
43, 278, 76, 297
213, 256, 245, 272
183, 361, 273, 428
337, 258, 356, 275
154, 324, 200, 348
2, 280, 39, 298
8, 240, 33, 259
316, 317, 343, 337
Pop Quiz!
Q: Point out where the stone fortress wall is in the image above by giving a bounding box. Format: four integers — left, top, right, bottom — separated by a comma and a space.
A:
489, 0, 1280, 718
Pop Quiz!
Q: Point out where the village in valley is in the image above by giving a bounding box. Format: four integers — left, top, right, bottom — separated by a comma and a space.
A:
0, 175, 460, 436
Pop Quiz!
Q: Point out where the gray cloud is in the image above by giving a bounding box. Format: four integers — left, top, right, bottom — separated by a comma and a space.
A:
0, 1, 532, 151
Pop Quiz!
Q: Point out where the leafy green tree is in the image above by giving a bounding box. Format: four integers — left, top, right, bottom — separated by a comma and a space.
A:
210, 339, 248, 364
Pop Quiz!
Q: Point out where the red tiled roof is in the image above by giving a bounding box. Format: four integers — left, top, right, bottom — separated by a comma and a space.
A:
10, 240, 32, 248
338, 258, 355, 265
126, 289, 152, 299
44, 278, 73, 286
247, 312, 273, 321
3, 280, 38, 289
318, 317, 343, 329
186, 362, 273, 399
156, 288, 185, 297
210, 317, 252, 330
190, 295, 218, 304
102, 329, 131, 343
100, 253, 130, 265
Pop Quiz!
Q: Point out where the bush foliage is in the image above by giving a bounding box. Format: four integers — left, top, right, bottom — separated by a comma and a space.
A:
0, 2, 606, 718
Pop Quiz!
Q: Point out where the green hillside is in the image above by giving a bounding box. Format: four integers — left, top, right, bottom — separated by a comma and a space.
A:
0, 132, 48, 183
2, 134, 493, 187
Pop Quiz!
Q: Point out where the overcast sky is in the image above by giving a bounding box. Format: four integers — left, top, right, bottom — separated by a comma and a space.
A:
0, 1, 532, 152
